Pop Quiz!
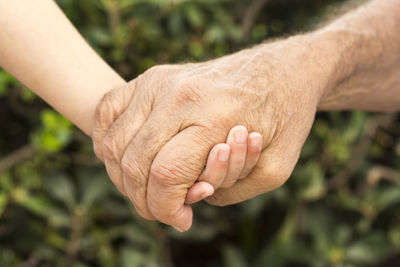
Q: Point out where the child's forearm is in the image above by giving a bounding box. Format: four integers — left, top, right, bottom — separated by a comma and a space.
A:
0, 0, 126, 135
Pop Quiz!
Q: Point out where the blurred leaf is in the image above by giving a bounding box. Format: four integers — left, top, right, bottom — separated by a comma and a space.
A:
31, 109, 73, 152
13, 189, 58, 218
374, 186, 400, 210
79, 171, 110, 208
0, 70, 17, 96
189, 41, 204, 59
0, 172, 13, 192
346, 232, 390, 264
20, 87, 37, 102
46, 173, 76, 211
184, 4, 205, 29
121, 247, 144, 267
389, 224, 400, 247
296, 161, 326, 200
98, 244, 115, 267
0, 192, 8, 216
2, 1, 399, 266
239, 194, 270, 219
222, 244, 248, 267
167, 11, 184, 36
45, 230, 67, 249
251, 24, 268, 41
343, 111, 367, 142
85, 27, 112, 46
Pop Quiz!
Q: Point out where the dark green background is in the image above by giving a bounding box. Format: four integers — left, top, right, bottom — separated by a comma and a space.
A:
1, 0, 400, 266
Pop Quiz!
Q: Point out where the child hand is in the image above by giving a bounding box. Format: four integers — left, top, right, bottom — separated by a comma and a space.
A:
185, 125, 262, 204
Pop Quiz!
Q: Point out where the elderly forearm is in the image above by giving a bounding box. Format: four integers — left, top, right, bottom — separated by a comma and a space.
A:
0, 0, 126, 135
314, 0, 400, 112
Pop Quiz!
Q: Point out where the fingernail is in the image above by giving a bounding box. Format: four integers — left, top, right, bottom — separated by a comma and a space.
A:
201, 187, 214, 199
218, 148, 230, 162
233, 127, 247, 144
250, 133, 262, 148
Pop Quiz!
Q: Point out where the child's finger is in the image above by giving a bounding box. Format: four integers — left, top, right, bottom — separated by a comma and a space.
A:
197, 143, 231, 188
185, 181, 214, 204
220, 125, 248, 188
239, 132, 263, 179
185, 143, 230, 204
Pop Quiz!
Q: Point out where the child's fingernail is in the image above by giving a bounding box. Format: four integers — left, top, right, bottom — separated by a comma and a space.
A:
201, 186, 214, 199
218, 148, 230, 162
233, 127, 247, 144
250, 133, 262, 148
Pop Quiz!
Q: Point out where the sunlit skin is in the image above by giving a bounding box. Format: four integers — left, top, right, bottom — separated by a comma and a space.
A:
93, 0, 400, 231
1, 0, 400, 232
0, 0, 262, 213
186, 126, 263, 205
0, 0, 262, 219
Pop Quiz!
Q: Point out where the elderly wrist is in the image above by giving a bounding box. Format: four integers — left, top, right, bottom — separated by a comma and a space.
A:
309, 28, 364, 110
251, 34, 339, 109
300, 31, 357, 109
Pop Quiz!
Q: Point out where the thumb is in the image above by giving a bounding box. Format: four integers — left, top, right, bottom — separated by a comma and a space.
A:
147, 126, 220, 231
185, 181, 215, 205
92, 81, 135, 161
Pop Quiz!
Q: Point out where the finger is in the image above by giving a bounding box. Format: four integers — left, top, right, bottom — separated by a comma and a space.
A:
120, 106, 185, 223
101, 89, 151, 198
185, 181, 214, 205
220, 125, 248, 188
147, 126, 218, 231
185, 143, 230, 204
206, 137, 303, 206
238, 132, 263, 179
198, 143, 230, 188
205, 153, 279, 207
92, 82, 135, 161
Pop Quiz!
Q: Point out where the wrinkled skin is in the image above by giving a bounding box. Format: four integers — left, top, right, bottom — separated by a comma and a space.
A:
92, 34, 333, 231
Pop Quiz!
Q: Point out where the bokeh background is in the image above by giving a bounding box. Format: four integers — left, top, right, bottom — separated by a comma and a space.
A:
1, 0, 400, 266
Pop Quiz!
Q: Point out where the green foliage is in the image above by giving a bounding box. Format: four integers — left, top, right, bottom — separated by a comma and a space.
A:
31, 109, 74, 152
1, 0, 399, 266
0, 70, 17, 96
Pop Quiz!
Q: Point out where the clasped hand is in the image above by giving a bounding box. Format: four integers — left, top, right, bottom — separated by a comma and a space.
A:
92, 36, 326, 231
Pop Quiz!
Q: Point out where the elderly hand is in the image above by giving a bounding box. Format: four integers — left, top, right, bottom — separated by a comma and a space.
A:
92, 32, 337, 231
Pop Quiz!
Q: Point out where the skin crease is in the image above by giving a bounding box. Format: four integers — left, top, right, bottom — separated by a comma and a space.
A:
2, 0, 398, 232
186, 127, 263, 205
93, 0, 400, 231
0, 0, 260, 212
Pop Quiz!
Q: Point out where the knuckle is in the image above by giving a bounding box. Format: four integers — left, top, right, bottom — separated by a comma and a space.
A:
102, 134, 119, 161
220, 181, 236, 189
95, 83, 135, 125
121, 157, 147, 188
150, 163, 181, 187
93, 91, 117, 160
95, 91, 120, 127
207, 113, 237, 134
92, 138, 104, 162
95, 90, 114, 121
141, 64, 174, 79
172, 80, 202, 106
145, 64, 167, 74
